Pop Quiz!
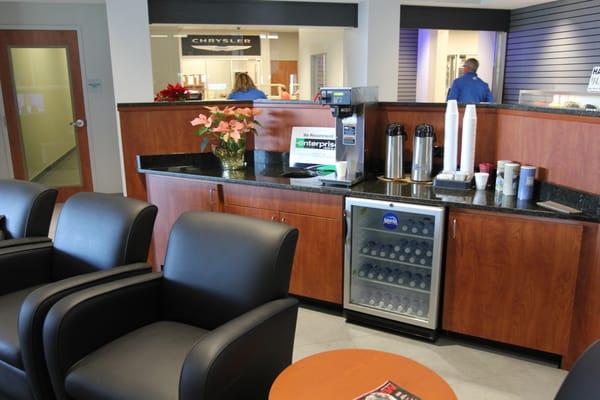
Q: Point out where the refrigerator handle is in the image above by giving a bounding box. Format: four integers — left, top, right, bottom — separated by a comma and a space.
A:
343, 210, 351, 242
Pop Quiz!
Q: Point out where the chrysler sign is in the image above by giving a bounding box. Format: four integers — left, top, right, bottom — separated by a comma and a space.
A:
182, 35, 261, 56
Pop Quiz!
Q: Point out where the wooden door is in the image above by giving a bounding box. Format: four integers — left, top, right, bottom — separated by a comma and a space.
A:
223, 204, 278, 222
279, 211, 343, 304
443, 209, 583, 354
0, 30, 93, 201
270, 60, 297, 96
146, 174, 222, 269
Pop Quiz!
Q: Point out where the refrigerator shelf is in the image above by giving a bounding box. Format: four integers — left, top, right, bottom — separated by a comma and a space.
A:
354, 276, 430, 294
360, 254, 432, 270
360, 227, 433, 241
350, 301, 429, 321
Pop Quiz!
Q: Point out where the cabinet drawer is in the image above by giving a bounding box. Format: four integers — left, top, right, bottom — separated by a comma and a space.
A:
222, 183, 342, 220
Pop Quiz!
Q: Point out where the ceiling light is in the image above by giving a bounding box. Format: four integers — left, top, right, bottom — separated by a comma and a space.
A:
260, 34, 267, 39
150, 34, 169, 38
173, 34, 188, 38
267, 34, 279, 40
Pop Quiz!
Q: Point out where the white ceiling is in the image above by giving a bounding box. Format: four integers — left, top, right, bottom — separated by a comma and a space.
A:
0, 0, 554, 9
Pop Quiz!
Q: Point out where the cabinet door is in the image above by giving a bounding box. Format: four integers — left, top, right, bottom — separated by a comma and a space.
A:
146, 175, 222, 268
443, 209, 583, 354
223, 204, 278, 222
279, 212, 343, 304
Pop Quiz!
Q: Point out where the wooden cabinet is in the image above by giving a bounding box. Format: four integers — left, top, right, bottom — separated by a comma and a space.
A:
146, 174, 222, 268
443, 209, 583, 355
223, 185, 344, 304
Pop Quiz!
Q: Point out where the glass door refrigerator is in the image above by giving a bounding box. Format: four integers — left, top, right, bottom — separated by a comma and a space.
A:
344, 197, 445, 340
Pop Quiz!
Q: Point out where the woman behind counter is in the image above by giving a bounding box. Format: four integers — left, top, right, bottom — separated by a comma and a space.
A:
227, 72, 268, 100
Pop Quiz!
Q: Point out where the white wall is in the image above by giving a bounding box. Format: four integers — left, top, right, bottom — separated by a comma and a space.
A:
270, 32, 299, 60
343, 0, 401, 101
298, 28, 345, 100
0, 1, 122, 192
478, 30, 497, 89
150, 36, 181, 94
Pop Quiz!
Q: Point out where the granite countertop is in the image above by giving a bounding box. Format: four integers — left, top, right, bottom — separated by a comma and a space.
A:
118, 99, 600, 117
137, 152, 599, 223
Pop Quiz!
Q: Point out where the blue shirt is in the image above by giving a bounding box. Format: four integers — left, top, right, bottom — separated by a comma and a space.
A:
227, 88, 268, 100
447, 72, 494, 104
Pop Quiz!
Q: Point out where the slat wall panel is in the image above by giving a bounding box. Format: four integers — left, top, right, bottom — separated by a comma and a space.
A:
397, 28, 418, 101
503, 0, 600, 104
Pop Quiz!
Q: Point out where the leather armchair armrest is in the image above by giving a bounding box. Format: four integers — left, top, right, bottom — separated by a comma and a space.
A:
180, 297, 299, 400
43, 273, 162, 400
0, 236, 51, 250
0, 240, 53, 295
19, 262, 152, 400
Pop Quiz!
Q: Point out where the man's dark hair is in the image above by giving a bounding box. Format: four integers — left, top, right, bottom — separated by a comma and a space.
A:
464, 58, 479, 73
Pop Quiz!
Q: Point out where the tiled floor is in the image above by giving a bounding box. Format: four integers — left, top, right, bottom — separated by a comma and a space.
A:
293, 307, 567, 399
32, 150, 81, 188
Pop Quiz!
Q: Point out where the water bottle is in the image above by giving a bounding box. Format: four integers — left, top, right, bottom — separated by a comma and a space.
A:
357, 290, 369, 304
388, 245, 397, 259
408, 255, 417, 264
380, 293, 392, 308
387, 268, 400, 283
401, 219, 413, 232
421, 220, 431, 235
398, 253, 407, 262
367, 265, 380, 280
378, 245, 388, 258
357, 263, 372, 278
404, 240, 414, 254
397, 270, 411, 285
420, 273, 430, 289
368, 291, 382, 306
410, 272, 423, 288
425, 244, 433, 258
377, 267, 391, 281
414, 242, 425, 256
388, 295, 401, 311
411, 221, 424, 234
361, 241, 376, 254
397, 296, 410, 313
370, 243, 378, 256
419, 298, 430, 317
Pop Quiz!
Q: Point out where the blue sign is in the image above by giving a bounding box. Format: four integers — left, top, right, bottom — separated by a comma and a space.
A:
382, 213, 399, 230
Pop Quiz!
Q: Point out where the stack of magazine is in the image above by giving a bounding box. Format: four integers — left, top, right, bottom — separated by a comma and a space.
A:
354, 380, 421, 400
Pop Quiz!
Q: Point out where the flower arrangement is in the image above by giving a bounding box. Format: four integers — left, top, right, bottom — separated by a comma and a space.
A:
191, 106, 262, 170
154, 83, 189, 101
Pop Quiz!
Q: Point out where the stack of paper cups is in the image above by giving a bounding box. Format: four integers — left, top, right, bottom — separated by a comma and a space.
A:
503, 163, 520, 196
443, 100, 459, 173
517, 166, 536, 200
460, 105, 477, 176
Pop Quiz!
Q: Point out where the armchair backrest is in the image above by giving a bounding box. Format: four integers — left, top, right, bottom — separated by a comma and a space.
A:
0, 179, 57, 239
161, 212, 298, 329
555, 340, 600, 399
52, 193, 157, 280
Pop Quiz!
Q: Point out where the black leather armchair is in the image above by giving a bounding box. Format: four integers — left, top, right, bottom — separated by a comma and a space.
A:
43, 212, 299, 400
0, 179, 58, 249
0, 192, 157, 400
555, 340, 600, 399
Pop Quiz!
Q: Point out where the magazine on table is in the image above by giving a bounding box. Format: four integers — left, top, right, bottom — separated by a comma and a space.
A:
354, 380, 421, 400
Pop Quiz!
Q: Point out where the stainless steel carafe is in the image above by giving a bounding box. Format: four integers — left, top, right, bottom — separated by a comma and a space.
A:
384, 123, 407, 180
411, 124, 434, 182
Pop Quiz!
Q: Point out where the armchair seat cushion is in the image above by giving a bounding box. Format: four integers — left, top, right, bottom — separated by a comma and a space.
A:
65, 321, 209, 400
0, 286, 42, 369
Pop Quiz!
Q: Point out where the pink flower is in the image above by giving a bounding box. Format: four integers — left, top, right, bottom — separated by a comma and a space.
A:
230, 130, 241, 143
229, 120, 244, 131
223, 106, 236, 115
245, 121, 255, 129
252, 108, 262, 116
205, 106, 220, 113
237, 107, 253, 117
214, 120, 230, 133
190, 114, 212, 127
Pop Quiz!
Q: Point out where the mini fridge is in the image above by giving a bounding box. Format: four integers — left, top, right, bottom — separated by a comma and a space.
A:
344, 197, 445, 340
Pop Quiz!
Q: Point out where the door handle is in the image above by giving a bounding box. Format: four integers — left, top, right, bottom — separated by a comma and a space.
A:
270, 215, 277, 221
69, 119, 86, 128
280, 217, 286, 224
452, 218, 457, 239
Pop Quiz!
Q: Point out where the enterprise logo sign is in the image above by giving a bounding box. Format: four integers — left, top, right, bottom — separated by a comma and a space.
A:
182, 35, 261, 56
295, 138, 336, 150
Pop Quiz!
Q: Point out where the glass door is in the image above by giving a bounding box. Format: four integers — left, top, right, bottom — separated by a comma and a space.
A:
344, 198, 445, 330
0, 30, 93, 200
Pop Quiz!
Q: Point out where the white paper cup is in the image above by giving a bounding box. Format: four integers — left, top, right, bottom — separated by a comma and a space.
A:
474, 172, 489, 190
335, 161, 348, 179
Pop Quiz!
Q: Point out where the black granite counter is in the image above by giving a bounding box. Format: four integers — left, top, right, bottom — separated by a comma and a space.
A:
118, 99, 600, 118
137, 152, 599, 223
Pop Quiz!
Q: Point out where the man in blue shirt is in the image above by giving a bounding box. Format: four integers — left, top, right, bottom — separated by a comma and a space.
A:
447, 58, 494, 103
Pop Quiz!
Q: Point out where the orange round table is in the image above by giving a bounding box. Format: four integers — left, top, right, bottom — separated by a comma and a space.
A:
269, 349, 457, 400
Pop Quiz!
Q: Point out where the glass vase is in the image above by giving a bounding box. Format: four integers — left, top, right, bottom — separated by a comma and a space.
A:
213, 144, 246, 170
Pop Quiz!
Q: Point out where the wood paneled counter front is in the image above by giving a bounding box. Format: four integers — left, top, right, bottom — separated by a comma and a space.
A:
122, 100, 600, 370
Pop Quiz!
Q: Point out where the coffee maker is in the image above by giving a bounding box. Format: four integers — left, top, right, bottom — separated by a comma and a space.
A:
318, 86, 378, 187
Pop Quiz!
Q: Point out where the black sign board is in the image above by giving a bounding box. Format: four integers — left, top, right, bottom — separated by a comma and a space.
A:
182, 35, 261, 56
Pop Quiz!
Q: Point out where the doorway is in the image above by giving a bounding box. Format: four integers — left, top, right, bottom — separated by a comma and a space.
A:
0, 30, 93, 201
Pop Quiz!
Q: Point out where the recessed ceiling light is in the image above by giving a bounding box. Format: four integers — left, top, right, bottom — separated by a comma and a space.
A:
150, 34, 169, 38
173, 34, 188, 38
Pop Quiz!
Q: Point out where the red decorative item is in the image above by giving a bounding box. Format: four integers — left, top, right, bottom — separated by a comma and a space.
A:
154, 83, 190, 101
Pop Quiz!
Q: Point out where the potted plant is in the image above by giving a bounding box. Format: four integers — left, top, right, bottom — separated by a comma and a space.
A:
154, 83, 189, 101
191, 106, 261, 170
